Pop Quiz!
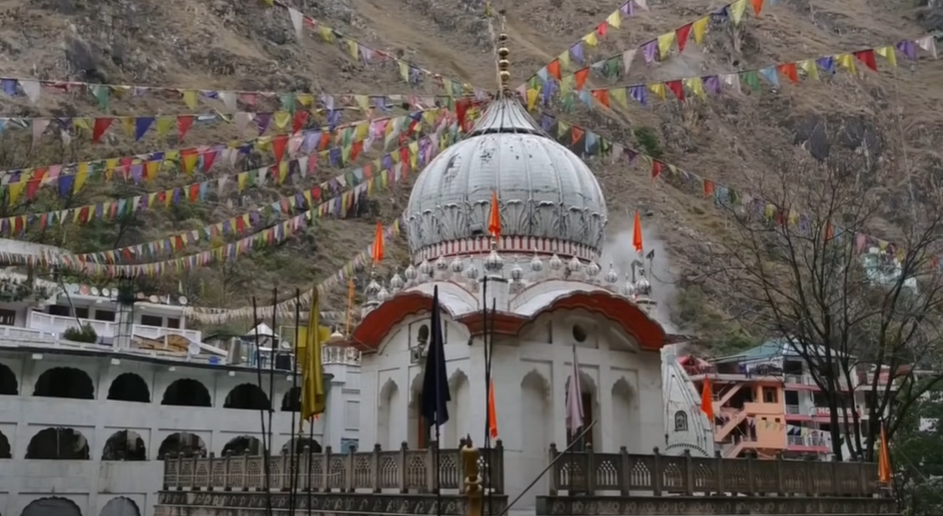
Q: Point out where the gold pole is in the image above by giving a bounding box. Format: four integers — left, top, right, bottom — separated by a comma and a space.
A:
462, 437, 482, 516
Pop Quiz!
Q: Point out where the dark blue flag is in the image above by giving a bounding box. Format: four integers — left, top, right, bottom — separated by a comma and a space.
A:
421, 286, 451, 428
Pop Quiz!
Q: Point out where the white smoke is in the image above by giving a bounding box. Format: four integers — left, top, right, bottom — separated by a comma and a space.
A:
599, 215, 680, 335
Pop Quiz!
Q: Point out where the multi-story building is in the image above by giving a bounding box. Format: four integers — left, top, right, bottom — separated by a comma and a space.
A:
0, 246, 362, 516
685, 340, 897, 459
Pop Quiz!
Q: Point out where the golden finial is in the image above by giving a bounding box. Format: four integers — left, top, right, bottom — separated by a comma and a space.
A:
497, 12, 510, 97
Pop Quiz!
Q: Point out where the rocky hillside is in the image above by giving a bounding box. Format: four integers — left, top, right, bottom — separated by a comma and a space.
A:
0, 0, 940, 344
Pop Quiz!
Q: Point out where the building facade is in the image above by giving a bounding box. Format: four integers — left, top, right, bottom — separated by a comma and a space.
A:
0, 274, 362, 516
686, 340, 896, 459
328, 98, 681, 510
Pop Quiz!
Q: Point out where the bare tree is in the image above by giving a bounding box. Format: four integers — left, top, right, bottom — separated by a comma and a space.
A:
712, 149, 943, 461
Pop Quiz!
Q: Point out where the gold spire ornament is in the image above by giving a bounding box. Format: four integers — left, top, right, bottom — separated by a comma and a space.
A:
497, 30, 510, 98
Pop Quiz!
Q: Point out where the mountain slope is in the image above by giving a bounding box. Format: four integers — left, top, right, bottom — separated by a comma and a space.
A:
0, 0, 940, 344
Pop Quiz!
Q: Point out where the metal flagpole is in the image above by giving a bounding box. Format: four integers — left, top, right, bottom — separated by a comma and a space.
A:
288, 290, 301, 514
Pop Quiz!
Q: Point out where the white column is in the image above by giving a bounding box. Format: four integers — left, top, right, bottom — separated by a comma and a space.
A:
551, 360, 568, 448
598, 363, 615, 452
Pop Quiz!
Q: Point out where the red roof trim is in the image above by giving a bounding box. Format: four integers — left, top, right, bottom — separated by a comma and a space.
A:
348, 289, 667, 352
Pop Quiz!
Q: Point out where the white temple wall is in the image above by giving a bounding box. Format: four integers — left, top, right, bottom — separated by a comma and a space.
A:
0, 351, 358, 516
360, 310, 664, 509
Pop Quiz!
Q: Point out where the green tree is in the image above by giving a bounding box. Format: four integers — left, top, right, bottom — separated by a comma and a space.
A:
893, 385, 943, 516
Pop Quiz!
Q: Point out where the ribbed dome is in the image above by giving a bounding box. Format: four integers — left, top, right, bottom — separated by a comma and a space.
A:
405, 99, 608, 262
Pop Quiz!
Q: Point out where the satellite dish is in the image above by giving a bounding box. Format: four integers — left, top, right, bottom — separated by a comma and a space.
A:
148, 295, 159, 304
161, 295, 171, 304
101, 288, 111, 297
187, 342, 201, 356
178, 296, 189, 306
79, 285, 90, 295
67, 284, 79, 294
90, 287, 100, 296
136, 292, 146, 300
280, 339, 291, 349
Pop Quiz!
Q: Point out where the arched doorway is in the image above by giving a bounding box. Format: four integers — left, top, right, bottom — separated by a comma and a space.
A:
0, 429, 11, 458
281, 386, 300, 411
377, 378, 400, 450
20, 497, 82, 516
99, 496, 140, 516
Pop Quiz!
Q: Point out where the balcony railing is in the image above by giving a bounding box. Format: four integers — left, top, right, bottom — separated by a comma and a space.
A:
29, 312, 201, 343
785, 404, 801, 414
163, 442, 505, 493
547, 444, 880, 496
787, 435, 831, 448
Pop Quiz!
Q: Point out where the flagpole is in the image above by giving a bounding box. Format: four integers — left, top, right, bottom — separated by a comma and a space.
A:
288, 289, 301, 515
250, 298, 273, 516
486, 298, 496, 516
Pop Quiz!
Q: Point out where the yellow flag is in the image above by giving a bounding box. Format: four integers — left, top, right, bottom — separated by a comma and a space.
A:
301, 290, 327, 420
876, 46, 897, 67
692, 17, 709, 45
798, 59, 819, 80
582, 32, 598, 48
606, 10, 621, 29
526, 88, 539, 111
647, 82, 666, 101
684, 77, 706, 99
836, 53, 856, 74
657, 32, 676, 59
730, 0, 748, 24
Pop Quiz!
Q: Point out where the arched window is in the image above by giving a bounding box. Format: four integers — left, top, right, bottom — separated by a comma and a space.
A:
26, 427, 90, 459
223, 383, 270, 410
107, 373, 150, 402
157, 432, 206, 460
674, 410, 689, 432
33, 367, 94, 399
0, 429, 11, 458
20, 497, 82, 516
281, 386, 300, 412
161, 379, 212, 407
100, 496, 142, 516
222, 435, 263, 456
0, 361, 17, 395
102, 430, 147, 461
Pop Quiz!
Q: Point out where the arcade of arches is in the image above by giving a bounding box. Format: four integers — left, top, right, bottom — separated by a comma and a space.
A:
17, 496, 141, 516
0, 362, 308, 460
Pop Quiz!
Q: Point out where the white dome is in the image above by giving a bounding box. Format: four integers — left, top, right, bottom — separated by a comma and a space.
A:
405, 99, 608, 262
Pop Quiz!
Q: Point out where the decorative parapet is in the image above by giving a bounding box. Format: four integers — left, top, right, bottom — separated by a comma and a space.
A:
162, 441, 505, 494
322, 345, 361, 365
547, 444, 887, 498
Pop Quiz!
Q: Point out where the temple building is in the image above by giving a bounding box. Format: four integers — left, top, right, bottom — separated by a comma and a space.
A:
334, 95, 684, 509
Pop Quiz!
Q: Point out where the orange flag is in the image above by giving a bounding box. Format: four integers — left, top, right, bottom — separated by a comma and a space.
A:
371, 221, 384, 263
700, 377, 714, 422
878, 422, 892, 484
488, 380, 499, 439
488, 191, 501, 239
632, 210, 643, 253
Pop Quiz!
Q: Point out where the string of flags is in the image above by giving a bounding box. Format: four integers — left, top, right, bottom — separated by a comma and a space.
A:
0, 96, 469, 148
184, 219, 403, 323
520, 36, 938, 109
523, 0, 777, 91
0, 107, 453, 198
517, 0, 649, 87
0, 75, 469, 114
4, 110, 320, 147
538, 111, 926, 265
71, 121, 462, 264
0, 112, 454, 237
0, 114, 454, 277
260, 0, 492, 99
